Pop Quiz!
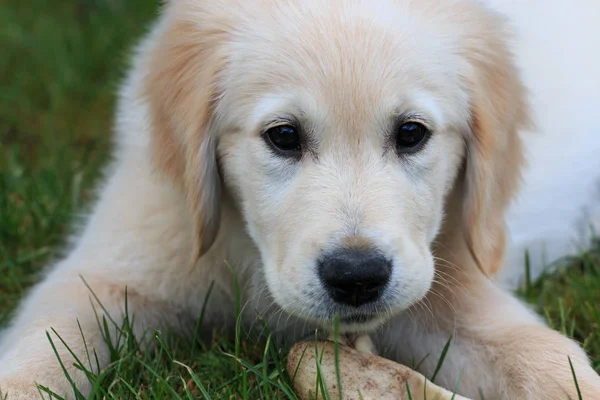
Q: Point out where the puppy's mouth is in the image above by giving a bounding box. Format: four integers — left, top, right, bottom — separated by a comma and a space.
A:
305, 299, 396, 332
339, 313, 377, 324
325, 310, 388, 333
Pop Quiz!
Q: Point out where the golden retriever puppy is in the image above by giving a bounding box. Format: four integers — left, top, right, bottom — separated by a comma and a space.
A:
1, 0, 599, 398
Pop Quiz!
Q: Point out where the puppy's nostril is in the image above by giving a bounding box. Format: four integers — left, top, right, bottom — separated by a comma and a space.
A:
318, 248, 391, 307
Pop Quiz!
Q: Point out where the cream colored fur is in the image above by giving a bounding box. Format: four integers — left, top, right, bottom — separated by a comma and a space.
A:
1, 1, 599, 399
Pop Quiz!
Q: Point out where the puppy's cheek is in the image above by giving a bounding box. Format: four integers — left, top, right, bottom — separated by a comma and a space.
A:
261, 260, 288, 305
418, 254, 435, 299
389, 245, 435, 308
426, 210, 445, 244
261, 257, 307, 305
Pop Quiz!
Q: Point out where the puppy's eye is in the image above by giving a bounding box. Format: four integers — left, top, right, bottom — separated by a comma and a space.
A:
265, 124, 302, 156
395, 122, 430, 153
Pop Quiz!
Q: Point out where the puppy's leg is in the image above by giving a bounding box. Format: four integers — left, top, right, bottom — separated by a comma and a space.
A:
381, 275, 600, 399
0, 270, 184, 399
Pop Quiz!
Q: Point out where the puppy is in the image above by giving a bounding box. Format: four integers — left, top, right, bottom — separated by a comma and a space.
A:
1, 0, 599, 399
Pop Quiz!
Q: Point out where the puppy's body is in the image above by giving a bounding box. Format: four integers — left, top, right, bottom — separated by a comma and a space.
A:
1, 1, 600, 399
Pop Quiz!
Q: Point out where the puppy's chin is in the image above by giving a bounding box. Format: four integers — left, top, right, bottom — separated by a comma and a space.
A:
280, 311, 385, 334
266, 282, 431, 334
317, 312, 393, 334
275, 301, 400, 334
335, 314, 389, 334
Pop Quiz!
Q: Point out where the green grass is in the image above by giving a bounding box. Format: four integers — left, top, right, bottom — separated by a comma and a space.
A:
518, 247, 600, 372
1, 0, 599, 398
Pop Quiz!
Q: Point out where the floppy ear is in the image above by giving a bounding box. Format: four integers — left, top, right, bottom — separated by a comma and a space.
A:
461, 18, 531, 277
144, 5, 229, 263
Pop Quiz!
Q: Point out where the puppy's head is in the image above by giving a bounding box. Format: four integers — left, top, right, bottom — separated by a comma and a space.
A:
146, 0, 528, 331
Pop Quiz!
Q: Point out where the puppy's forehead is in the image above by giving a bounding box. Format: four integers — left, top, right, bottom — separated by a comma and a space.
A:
220, 0, 470, 126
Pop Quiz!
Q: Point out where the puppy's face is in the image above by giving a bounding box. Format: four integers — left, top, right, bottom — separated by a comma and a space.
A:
214, 2, 471, 331
148, 0, 527, 332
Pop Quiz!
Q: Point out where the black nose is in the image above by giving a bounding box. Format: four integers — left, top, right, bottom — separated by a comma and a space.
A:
318, 248, 391, 307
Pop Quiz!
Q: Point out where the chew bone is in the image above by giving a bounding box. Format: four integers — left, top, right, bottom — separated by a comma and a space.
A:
287, 340, 471, 400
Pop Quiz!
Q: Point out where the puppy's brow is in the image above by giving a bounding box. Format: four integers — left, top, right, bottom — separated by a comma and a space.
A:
392, 91, 447, 130
395, 112, 433, 130
263, 117, 297, 131
251, 95, 308, 131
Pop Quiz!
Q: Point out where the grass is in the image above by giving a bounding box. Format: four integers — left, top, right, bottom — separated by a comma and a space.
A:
0, 0, 599, 398
518, 247, 600, 372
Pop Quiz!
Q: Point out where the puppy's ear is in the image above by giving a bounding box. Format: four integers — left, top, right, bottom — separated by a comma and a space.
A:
144, 6, 229, 262
461, 15, 531, 276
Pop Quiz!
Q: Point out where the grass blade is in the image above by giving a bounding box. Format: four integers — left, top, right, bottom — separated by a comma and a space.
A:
568, 356, 583, 400
431, 334, 452, 383
333, 314, 343, 400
